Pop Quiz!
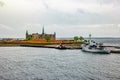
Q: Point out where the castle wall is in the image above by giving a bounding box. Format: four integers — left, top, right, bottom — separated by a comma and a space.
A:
32, 33, 39, 40
26, 33, 56, 40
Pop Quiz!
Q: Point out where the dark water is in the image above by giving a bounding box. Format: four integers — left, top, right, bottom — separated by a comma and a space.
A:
58, 37, 120, 43
59, 37, 120, 45
0, 46, 120, 80
90, 38, 120, 44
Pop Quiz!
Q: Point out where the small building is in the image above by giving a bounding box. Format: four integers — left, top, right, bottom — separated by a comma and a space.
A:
26, 27, 56, 40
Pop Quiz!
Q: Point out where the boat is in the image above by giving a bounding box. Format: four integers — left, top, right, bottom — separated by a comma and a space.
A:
81, 44, 110, 54
55, 44, 67, 50
81, 34, 110, 54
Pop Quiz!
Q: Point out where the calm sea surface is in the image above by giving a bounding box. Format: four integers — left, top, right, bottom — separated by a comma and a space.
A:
0, 38, 120, 80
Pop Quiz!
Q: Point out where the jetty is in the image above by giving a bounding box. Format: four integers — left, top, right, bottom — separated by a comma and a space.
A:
103, 43, 120, 53
20, 43, 120, 53
20, 44, 81, 49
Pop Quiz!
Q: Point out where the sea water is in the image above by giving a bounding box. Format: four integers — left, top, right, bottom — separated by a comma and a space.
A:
0, 38, 120, 80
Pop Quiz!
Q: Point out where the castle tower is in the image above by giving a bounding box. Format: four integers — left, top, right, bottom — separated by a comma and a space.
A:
54, 32, 56, 40
26, 30, 28, 39
42, 25, 45, 34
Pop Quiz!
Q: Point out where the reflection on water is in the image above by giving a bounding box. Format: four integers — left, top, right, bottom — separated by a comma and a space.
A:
0, 47, 120, 80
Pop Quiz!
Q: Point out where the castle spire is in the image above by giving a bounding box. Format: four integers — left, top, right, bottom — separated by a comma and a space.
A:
26, 30, 28, 36
26, 30, 29, 40
42, 25, 44, 34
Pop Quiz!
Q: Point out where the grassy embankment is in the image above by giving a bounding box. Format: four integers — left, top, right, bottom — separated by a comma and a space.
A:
0, 40, 84, 47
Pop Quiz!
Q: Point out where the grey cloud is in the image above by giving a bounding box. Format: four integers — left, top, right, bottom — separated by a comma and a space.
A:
42, 0, 49, 9
40, 8, 114, 25
98, 0, 120, 6
0, 24, 14, 31
0, 0, 120, 38
77, 8, 86, 14
0, 7, 115, 27
73, 0, 120, 6
0, 1, 4, 7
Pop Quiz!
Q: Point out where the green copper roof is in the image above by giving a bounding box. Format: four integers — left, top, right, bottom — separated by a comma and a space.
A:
42, 26, 44, 34
26, 30, 28, 35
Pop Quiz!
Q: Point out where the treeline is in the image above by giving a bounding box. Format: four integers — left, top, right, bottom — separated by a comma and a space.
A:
74, 36, 84, 41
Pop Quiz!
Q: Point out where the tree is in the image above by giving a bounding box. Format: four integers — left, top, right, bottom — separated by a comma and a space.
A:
45, 35, 51, 42
79, 36, 84, 41
74, 36, 79, 41
27, 36, 32, 40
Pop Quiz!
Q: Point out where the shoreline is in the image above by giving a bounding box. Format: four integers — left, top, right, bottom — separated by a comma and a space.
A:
0, 41, 83, 48
1, 42, 120, 53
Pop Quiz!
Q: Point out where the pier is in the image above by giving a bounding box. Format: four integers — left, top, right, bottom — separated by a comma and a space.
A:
103, 43, 120, 53
20, 44, 81, 49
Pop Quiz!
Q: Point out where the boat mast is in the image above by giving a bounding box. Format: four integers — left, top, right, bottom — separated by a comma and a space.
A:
89, 34, 91, 43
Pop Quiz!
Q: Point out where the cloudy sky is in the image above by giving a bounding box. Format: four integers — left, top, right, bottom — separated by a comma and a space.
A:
0, 0, 120, 38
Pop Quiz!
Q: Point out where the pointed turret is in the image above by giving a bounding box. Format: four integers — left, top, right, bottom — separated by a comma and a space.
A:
54, 32, 56, 40
89, 34, 91, 43
42, 25, 45, 34
26, 30, 29, 40
26, 30, 28, 36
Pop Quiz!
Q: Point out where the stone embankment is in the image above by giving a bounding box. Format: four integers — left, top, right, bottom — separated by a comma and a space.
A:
20, 44, 81, 49
103, 43, 120, 53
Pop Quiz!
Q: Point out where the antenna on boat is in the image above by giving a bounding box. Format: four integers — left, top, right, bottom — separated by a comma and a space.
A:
89, 34, 91, 43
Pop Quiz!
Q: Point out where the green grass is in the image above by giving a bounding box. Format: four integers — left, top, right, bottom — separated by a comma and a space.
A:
0, 41, 84, 47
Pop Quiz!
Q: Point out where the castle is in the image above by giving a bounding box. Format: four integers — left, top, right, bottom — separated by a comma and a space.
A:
26, 27, 56, 40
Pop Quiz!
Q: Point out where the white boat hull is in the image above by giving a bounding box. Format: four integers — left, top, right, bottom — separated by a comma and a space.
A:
81, 44, 110, 54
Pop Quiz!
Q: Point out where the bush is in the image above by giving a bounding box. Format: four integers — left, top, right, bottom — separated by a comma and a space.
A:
74, 36, 79, 41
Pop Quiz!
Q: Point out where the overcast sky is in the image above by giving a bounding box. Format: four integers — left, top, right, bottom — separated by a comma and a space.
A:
0, 0, 120, 38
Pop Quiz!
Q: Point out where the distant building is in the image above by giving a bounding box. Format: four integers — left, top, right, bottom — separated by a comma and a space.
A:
26, 27, 56, 40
